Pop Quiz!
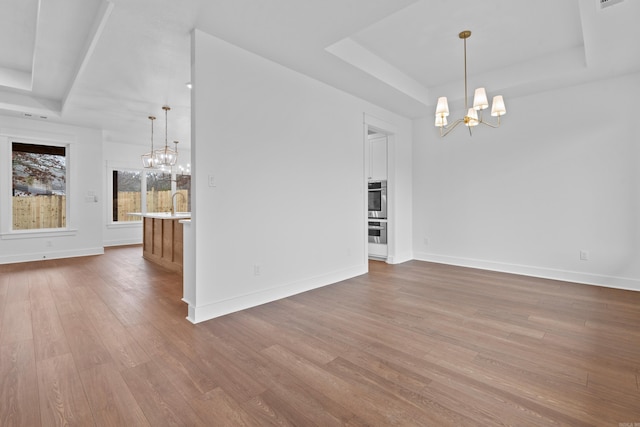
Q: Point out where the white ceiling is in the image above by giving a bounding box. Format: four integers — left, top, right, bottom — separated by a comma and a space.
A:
0, 0, 639, 150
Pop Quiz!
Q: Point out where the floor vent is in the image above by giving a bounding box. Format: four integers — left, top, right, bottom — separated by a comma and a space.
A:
599, 0, 624, 9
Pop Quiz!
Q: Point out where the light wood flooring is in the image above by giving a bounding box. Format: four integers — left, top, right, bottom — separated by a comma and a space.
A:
1, 245, 639, 426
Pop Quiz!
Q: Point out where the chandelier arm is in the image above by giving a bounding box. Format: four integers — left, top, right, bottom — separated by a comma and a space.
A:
439, 118, 465, 137
478, 115, 503, 129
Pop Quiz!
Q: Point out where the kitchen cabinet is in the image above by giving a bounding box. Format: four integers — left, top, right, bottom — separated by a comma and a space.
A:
369, 135, 387, 180
141, 213, 190, 273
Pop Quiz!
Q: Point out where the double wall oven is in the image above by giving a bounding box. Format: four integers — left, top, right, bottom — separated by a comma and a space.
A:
368, 180, 387, 244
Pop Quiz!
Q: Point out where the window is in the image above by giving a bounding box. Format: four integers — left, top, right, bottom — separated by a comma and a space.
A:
112, 170, 141, 222
108, 167, 191, 224
146, 171, 172, 213
12, 142, 67, 230
176, 173, 191, 213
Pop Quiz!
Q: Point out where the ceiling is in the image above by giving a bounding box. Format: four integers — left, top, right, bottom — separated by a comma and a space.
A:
0, 0, 639, 150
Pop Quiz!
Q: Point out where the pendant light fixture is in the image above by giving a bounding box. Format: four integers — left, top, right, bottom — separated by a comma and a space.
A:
435, 30, 506, 137
141, 115, 157, 168
153, 105, 178, 166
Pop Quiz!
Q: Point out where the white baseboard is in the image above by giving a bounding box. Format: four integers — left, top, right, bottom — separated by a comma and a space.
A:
103, 238, 142, 247
185, 263, 367, 324
0, 247, 105, 265
413, 251, 640, 292
386, 250, 413, 265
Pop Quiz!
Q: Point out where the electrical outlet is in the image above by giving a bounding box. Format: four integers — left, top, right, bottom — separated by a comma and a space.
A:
208, 175, 215, 187
253, 264, 261, 276
423, 237, 429, 245
579, 250, 589, 261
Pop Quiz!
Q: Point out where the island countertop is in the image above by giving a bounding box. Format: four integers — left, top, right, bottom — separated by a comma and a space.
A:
128, 212, 191, 220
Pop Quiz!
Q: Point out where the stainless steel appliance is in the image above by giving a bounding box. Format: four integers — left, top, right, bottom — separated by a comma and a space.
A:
368, 180, 387, 219
368, 221, 387, 244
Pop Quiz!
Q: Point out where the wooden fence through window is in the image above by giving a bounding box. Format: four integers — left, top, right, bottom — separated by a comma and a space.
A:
12, 195, 66, 230
12, 190, 189, 228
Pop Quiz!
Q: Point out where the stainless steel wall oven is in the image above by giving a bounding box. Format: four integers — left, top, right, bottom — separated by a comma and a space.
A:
368, 221, 387, 244
368, 180, 387, 219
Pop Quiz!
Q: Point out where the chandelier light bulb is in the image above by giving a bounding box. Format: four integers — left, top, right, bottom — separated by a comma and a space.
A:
473, 88, 489, 110
435, 97, 450, 117
491, 95, 506, 117
465, 108, 479, 127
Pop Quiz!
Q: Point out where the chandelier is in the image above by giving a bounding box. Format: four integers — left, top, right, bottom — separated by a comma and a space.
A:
434, 30, 506, 137
141, 115, 157, 168
153, 105, 178, 166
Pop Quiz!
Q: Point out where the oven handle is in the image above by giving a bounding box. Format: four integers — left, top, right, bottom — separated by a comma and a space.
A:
368, 226, 386, 230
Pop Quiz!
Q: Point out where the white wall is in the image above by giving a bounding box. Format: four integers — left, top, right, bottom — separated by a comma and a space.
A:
413, 72, 640, 291
187, 29, 412, 322
0, 116, 104, 263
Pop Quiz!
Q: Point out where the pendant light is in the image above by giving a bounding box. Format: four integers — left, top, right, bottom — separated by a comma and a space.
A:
141, 115, 157, 168
153, 105, 178, 166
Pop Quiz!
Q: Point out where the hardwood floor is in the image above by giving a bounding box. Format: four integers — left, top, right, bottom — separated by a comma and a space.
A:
1, 245, 639, 426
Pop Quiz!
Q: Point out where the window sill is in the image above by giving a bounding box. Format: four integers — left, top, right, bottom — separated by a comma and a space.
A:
1, 228, 79, 240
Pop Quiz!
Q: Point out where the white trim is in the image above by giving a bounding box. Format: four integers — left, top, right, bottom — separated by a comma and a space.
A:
0, 247, 104, 264
105, 222, 142, 229
0, 127, 75, 144
363, 113, 398, 266
185, 264, 367, 324
386, 251, 413, 265
1, 228, 78, 240
363, 113, 399, 134
413, 251, 640, 292
103, 238, 142, 247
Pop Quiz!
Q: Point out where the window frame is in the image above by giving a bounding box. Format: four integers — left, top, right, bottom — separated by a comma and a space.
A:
1, 131, 77, 239
107, 166, 144, 226
106, 162, 145, 228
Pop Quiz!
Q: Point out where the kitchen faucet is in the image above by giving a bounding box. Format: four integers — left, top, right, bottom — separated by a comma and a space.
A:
171, 192, 186, 215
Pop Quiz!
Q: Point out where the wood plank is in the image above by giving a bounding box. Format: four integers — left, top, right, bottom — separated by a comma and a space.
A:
120, 360, 205, 426
57, 310, 114, 372
0, 301, 32, 345
261, 344, 458, 426
79, 363, 149, 427
70, 284, 149, 371
192, 388, 261, 426
30, 299, 70, 362
36, 353, 94, 426
0, 340, 41, 427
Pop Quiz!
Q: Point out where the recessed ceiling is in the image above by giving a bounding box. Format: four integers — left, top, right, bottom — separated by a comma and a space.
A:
348, 0, 584, 90
0, 0, 38, 90
0, 0, 638, 148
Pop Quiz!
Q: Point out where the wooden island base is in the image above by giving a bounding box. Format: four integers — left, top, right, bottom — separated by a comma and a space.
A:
142, 216, 187, 273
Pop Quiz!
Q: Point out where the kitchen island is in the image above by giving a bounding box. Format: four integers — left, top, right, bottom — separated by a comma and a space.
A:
132, 212, 191, 273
